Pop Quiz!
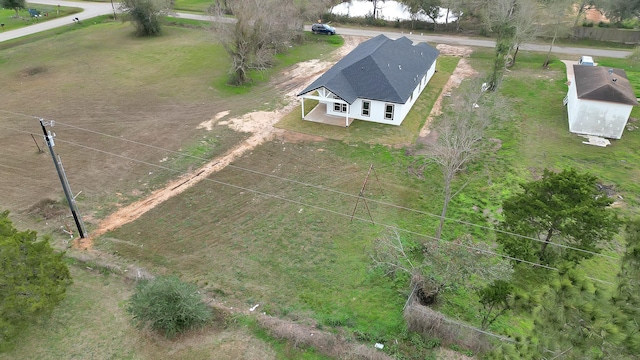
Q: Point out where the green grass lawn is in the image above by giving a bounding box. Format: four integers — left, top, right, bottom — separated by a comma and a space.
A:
0, 4, 81, 32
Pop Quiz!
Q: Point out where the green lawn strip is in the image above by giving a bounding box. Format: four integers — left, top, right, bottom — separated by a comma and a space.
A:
275, 56, 459, 145
0, 4, 81, 32
172, 0, 212, 13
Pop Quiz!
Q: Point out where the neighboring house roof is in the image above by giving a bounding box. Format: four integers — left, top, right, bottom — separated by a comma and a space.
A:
298, 34, 439, 104
573, 65, 638, 106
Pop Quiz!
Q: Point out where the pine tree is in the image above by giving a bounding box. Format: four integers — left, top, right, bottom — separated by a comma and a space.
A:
530, 265, 624, 359
0, 211, 71, 351
611, 218, 640, 355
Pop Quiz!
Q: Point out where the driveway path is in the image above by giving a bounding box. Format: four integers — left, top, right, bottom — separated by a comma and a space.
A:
2, 1, 633, 59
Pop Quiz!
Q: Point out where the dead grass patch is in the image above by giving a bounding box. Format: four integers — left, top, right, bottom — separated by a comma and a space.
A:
257, 315, 393, 360
404, 303, 491, 355
19, 65, 48, 77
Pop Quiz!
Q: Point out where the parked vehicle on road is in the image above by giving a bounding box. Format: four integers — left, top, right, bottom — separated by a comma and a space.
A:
312, 23, 336, 35
578, 56, 595, 66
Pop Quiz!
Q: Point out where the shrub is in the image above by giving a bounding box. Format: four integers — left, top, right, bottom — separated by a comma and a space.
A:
126, 275, 212, 338
120, 0, 170, 36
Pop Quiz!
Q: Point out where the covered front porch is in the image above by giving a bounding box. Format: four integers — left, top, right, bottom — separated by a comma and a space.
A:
302, 102, 354, 127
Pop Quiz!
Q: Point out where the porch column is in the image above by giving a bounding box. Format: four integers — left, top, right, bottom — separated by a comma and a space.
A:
301, 98, 305, 119
345, 103, 349, 127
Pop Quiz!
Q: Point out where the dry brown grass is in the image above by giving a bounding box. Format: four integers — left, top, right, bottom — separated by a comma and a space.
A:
404, 303, 491, 355
257, 315, 393, 360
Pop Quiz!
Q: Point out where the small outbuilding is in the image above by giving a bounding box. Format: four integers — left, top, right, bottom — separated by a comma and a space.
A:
566, 65, 638, 139
297, 34, 439, 127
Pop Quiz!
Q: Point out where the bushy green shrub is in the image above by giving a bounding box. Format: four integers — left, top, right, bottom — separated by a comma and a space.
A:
126, 275, 212, 338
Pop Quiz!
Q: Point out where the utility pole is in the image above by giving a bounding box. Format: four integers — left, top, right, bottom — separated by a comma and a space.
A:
39, 119, 87, 239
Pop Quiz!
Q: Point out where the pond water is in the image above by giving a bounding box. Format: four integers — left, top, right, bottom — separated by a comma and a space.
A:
330, 0, 457, 23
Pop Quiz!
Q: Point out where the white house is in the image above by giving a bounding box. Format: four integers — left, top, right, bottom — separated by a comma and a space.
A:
566, 65, 638, 139
297, 34, 439, 127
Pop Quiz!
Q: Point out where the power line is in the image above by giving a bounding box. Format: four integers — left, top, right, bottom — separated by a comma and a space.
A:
44, 119, 619, 261
0, 120, 619, 284
0, 119, 622, 261
43, 135, 613, 286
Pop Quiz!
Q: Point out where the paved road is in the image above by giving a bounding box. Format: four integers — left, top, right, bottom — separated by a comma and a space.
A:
0, 0, 114, 42
2, 0, 633, 59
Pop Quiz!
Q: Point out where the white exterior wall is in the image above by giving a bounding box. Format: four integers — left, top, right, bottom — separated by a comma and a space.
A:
571, 100, 632, 139
567, 81, 633, 139
344, 60, 438, 126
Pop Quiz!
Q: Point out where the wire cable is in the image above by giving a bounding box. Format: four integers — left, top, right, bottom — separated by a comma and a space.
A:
0, 119, 619, 285
44, 119, 619, 261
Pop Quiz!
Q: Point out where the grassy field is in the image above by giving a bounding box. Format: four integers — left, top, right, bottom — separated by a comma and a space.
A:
0, 264, 330, 360
0, 19, 342, 235
2, 11, 640, 359
0, 4, 81, 32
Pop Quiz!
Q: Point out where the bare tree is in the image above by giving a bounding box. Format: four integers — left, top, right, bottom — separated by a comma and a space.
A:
368, 0, 385, 19
370, 231, 513, 306
572, 0, 597, 28
506, 0, 542, 66
426, 81, 490, 241
541, 0, 573, 67
479, 0, 541, 88
210, 0, 303, 85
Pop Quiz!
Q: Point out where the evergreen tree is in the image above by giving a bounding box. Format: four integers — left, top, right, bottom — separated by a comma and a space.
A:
611, 218, 640, 355
0, 211, 71, 351
497, 168, 620, 266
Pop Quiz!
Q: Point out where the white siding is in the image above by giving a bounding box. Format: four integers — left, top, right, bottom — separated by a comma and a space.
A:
567, 81, 633, 139
347, 60, 438, 126
571, 100, 632, 139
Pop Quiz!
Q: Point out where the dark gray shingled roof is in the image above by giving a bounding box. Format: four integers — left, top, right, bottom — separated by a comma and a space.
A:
573, 65, 638, 106
298, 34, 439, 104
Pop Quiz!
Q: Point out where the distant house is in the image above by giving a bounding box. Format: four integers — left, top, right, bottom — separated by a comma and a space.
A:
297, 34, 439, 127
566, 65, 638, 139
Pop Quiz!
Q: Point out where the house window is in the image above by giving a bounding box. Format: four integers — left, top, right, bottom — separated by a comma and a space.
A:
362, 101, 370, 116
333, 102, 347, 113
384, 104, 394, 120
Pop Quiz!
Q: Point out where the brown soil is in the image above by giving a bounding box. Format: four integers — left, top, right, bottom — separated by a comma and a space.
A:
417, 45, 477, 145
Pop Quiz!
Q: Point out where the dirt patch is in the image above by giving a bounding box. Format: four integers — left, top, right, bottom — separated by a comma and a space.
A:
417, 46, 478, 144
78, 36, 364, 249
197, 110, 231, 131
26, 198, 67, 219
19, 65, 48, 77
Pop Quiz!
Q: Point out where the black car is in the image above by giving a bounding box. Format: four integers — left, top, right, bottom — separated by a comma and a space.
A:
311, 23, 336, 35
